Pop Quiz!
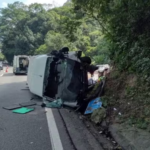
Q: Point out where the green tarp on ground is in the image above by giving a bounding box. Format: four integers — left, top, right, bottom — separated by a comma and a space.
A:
45, 99, 63, 108
12, 107, 34, 114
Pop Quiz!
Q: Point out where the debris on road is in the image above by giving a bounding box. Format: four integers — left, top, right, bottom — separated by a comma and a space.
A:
3, 101, 37, 115
12, 107, 35, 114
3, 104, 22, 110
84, 97, 102, 115
42, 99, 62, 108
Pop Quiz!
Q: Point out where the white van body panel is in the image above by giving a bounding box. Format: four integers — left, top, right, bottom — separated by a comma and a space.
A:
13, 56, 19, 73
27, 55, 48, 97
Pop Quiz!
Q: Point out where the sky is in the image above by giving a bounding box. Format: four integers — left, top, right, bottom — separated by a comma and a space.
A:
1, 0, 67, 8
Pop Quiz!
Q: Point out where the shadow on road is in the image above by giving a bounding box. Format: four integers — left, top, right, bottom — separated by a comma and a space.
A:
14, 74, 27, 76
2, 73, 14, 77
3, 73, 27, 77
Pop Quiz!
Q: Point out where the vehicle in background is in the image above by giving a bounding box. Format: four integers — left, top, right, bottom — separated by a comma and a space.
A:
0, 61, 3, 70
13, 55, 29, 75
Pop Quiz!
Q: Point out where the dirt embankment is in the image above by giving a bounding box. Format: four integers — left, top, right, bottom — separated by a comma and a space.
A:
102, 69, 150, 130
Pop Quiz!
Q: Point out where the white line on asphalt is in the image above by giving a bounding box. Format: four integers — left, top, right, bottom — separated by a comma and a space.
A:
46, 108, 64, 150
0, 72, 4, 77
0, 74, 3, 77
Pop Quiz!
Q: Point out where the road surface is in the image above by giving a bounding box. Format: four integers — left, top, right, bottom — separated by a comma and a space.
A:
0, 67, 103, 150
0, 68, 4, 77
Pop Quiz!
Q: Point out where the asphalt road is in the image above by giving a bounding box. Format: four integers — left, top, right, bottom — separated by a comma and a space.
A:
0, 67, 103, 150
0, 67, 52, 150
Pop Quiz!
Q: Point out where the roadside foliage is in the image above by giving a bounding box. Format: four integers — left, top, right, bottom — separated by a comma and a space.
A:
0, 1, 109, 64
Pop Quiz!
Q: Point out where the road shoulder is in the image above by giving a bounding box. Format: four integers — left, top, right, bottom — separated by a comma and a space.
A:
54, 108, 103, 150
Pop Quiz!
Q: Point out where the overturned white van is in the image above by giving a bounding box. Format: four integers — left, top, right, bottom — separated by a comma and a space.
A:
27, 48, 93, 107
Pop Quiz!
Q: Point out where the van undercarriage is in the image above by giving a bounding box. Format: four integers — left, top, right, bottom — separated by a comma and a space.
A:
43, 56, 88, 106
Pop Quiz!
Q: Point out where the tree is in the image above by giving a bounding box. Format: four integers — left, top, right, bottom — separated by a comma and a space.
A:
0, 1, 109, 65
0, 3, 56, 62
0, 53, 5, 61
72, 0, 150, 75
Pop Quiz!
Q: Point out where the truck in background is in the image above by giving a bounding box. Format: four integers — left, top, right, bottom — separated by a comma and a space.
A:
13, 55, 29, 75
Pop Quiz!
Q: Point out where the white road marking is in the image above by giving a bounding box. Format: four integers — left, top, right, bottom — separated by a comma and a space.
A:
46, 108, 64, 150
0, 70, 4, 77
0, 73, 3, 77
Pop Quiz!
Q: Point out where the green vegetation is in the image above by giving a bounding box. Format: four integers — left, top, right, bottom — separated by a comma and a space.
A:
0, 1, 109, 63
0, 53, 5, 61
71, 0, 150, 129
72, 0, 150, 76
102, 70, 150, 130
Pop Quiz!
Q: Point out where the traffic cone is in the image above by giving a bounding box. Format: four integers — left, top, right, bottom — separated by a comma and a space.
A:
5, 68, 8, 73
